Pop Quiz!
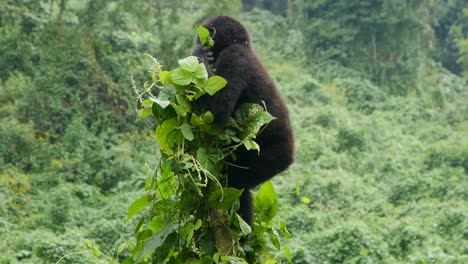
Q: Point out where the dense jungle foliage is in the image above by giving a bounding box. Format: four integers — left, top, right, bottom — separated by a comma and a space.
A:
0, 0, 467, 263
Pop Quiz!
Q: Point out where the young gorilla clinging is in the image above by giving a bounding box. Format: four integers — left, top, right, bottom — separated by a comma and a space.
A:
192, 16, 294, 226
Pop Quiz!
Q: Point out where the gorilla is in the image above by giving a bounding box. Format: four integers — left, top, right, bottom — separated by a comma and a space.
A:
192, 16, 294, 226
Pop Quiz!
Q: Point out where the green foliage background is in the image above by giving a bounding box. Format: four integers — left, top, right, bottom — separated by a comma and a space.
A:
0, 0, 467, 263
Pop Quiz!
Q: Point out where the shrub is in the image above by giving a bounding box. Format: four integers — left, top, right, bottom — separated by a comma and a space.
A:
336, 127, 366, 152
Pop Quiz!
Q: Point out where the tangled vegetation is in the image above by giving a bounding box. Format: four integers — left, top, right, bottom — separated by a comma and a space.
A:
0, 0, 467, 263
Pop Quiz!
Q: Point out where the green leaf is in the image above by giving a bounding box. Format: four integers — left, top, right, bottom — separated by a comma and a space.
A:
157, 163, 176, 199
209, 188, 243, 210
138, 108, 152, 119
197, 25, 213, 47
154, 233, 178, 262
141, 99, 153, 108
159, 70, 170, 85
155, 118, 179, 155
284, 244, 292, 264
244, 139, 260, 152
202, 111, 214, 124
190, 113, 203, 125
254, 181, 278, 222
122, 257, 134, 264
117, 242, 127, 255
280, 221, 291, 239
180, 219, 202, 246
269, 228, 281, 250
236, 214, 252, 236
193, 76, 207, 88
178, 56, 200, 73
176, 94, 191, 113
148, 216, 165, 232
234, 103, 276, 139
194, 63, 208, 80
194, 219, 202, 230
220, 256, 247, 264
181, 122, 194, 141
149, 97, 170, 109
181, 222, 195, 245
192, 89, 208, 101
171, 68, 193, 85
135, 223, 177, 263
135, 218, 144, 233
301, 197, 311, 204
85, 239, 93, 248
127, 194, 151, 220
207, 38, 214, 48
196, 148, 215, 172
204, 76, 227, 96
196, 148, 209, 164
170, 102, 188, 117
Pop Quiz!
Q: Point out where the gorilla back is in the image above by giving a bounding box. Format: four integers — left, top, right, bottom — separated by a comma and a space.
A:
192, 16, 294, 226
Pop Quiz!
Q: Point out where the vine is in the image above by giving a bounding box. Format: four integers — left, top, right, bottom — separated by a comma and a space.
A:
123, 26, 291, 264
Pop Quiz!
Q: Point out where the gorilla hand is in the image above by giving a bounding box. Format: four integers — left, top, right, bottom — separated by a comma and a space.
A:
192, 45, 214, 76
192, 45, 213, 63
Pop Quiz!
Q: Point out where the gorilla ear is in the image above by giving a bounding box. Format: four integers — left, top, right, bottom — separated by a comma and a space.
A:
209, 27, 216, 38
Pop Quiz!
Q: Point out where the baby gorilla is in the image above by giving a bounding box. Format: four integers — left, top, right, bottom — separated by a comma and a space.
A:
192, 16, 294, 226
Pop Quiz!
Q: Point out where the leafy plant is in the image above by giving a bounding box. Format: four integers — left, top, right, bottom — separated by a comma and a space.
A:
125, 33, 288, 263
196, 25, 215, 48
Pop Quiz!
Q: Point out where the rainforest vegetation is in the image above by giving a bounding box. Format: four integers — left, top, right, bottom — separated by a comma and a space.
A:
0, 0, 467, 263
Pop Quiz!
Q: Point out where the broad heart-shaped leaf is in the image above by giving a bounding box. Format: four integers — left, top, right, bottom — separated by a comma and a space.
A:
135, 223, 177, 263
155, 118, 179, 155
234, 103, 276, 139
178, 56, 200, 73
254, 181, 278, 222
194, 63, 208, 80
209, 188, 243, 210
159, 70, 170, 85
180, 122, 194, 141
204, 76, 227, 96
127, 194, 150, 220
196, 148, 211, 170
157, 163, 175, 200
149, 97, 170, 109
171, 68, 193, 86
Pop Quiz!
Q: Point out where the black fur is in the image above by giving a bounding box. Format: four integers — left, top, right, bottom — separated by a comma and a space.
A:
192, 16, 294, 226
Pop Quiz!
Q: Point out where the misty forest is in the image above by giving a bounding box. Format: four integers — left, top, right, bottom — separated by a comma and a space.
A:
0, 0, 467, 263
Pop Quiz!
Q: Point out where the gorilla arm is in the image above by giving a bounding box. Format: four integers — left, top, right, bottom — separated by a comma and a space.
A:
195, 45, 248, 125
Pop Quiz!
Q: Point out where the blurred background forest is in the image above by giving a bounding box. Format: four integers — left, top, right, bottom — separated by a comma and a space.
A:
0, 0, 467, 263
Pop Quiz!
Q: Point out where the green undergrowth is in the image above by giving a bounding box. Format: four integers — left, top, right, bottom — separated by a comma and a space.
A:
0, 1, 467, 263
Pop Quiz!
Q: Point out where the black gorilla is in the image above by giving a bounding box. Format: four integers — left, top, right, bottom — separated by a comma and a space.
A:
192, 16, 294, 225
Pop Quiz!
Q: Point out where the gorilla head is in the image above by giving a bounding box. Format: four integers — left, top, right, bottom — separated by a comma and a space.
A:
199, 16, 250, 60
